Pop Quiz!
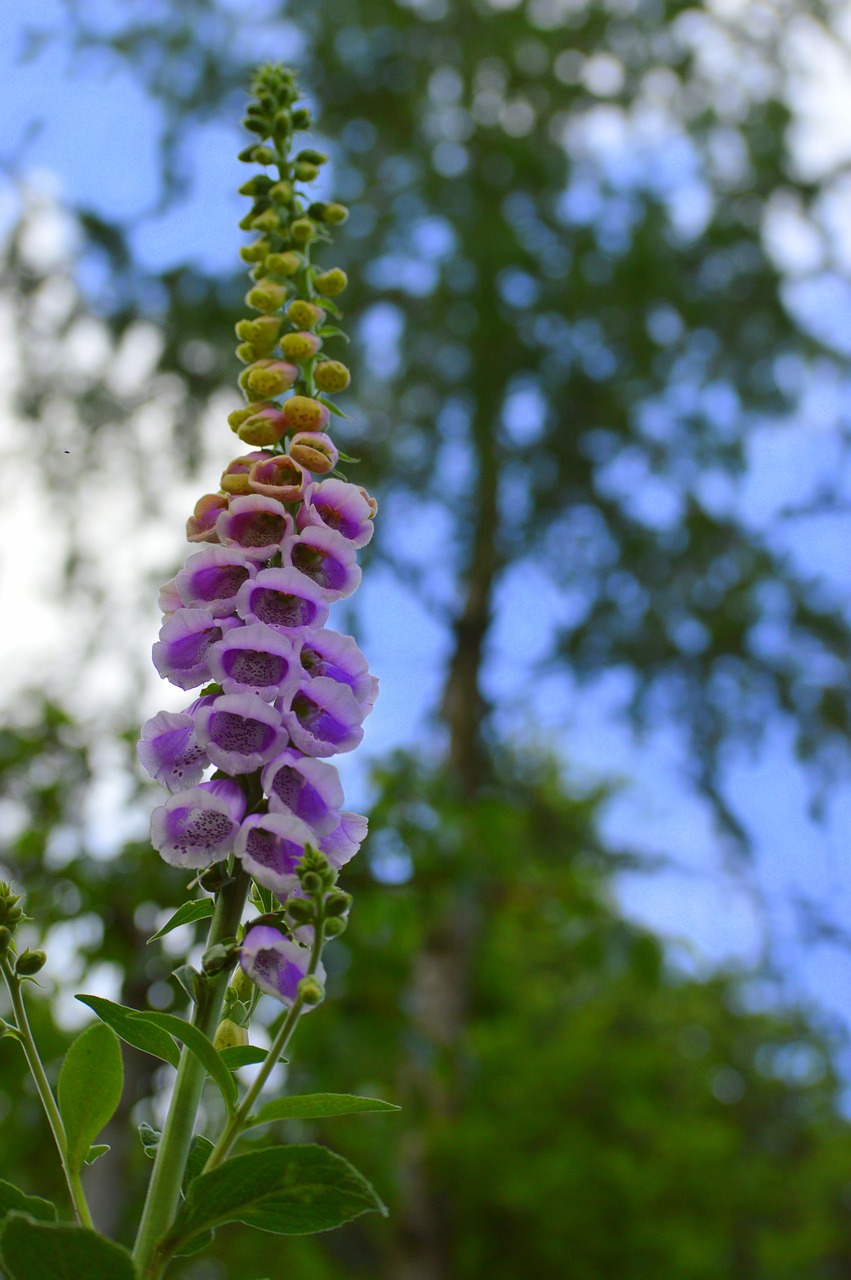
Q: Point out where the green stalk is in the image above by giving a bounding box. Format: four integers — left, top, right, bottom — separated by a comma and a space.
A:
201, 918, 326, 1175
0, 954, 93, 1227
132, 870, 249, 1279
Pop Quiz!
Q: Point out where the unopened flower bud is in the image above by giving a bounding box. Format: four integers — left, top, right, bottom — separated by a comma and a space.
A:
230, 964, 256, 1004
267, 251, 301, 276
314, 360, 350, 393
246, 283, 288, 314
187, 493, 228, 543
245, 359, 299, 399
293, 161, 320, 183
198, 862, 234, 892
323, 916, 347, 938
300, 870, 324, 895
238, 176, 272, 197
287, 898, 316, 925
213, 1018, 249, 1052
280, 331, 322, 362
323, 203, 349, 225
237, 406, 289, 447
251, 146, 276, 166
239, 239, 269, 264
296, 148, 329, 166
251, 209, 281, 234
268, 180, 294, 204
290, 218, 315, 245
288, 432, 338, 474
250, 315, 283, 353
0, 926, 12, 955
15, 949, 47, 978
297, 975, 324, 1005
0, 886, 24, 930
238, 211, 258, 231
283, 395, 331, 433
236, 342, 257, 364
238, 144, 260, 162
273, 108, 292, 133
287, 300, 325, 330
202, 940, 238, 975
235, 319, 256, 341
228, 402, 270, 431
292, 107, 312, 129
314, 268, 348, 297
324, 890, 353, 917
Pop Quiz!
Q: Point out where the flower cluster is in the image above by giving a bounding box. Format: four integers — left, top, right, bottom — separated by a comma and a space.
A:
138, 65, 376, 1007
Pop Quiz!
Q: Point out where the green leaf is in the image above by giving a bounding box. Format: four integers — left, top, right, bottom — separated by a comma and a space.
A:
182, 1135, 215, 1192
218, 1045, 287, 1070
76, 995, 180, 1069
172, 964, 201, 1005
318, 296, 341, 317
249, 1094, 400, 1129
129, 1011, 238, 1112
84, 1144, 110, 1166
317, 325, 349, 343
0, 1182, 57, 1225
138, 1123, 160, 1158
163, 1144, 386, 1257
0, 1214, 136, 1279
148, 899, 214, 942
0, 1023, 24, 1046
57, 1023, 123, 1175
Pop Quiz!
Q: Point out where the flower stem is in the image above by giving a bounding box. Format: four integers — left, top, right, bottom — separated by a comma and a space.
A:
0, 954, 93, 1227
201, 920, 325, 1175
132, 870, 250, 1280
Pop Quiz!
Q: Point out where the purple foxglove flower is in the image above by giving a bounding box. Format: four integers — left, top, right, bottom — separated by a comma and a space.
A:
261, 749, 344, 835
299, 629, 379, 714
216, 494, 294, 562
235, 812, 317, 893
137, 709, 209, 793
281, 676, 365, 757
159, 577, 182, 615
297, 478, 376, 549
186, 493, 228, 543
239, 925, 324, 1008
207, 623, 300, 701
321, 811, 368, 869
247, 453, 308, 502
221, 451, 273, 496
152, 609, 241, 691
288, 431, 338, 475
236, 567, 329, 632
282, 526, 362, 601
194, 693, 288, 774
175, 546, 257, 618
151, 778, 247, 868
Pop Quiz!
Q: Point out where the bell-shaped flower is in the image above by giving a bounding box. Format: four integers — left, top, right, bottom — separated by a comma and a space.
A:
321, 811, 368, 869
137, 708, 209, 793
281, 677, 365, 757
247, 453, 308, 502
194, 693, 288, 774
175, 546, 257, 618
234, 811, 316, 893
236, 567, 329, 632
216, 494, 294, 563
221, 451, 272, 496
297, 478, 375, 549
187, 493, 228, 543
282, 527, 362, 601
207, 623, 300, 701
151, 779, 247, 868
288, 432, 338, 475
239, 925, 324, 1008
299, 629, 379, 714
152, 609, 241, 690
261, 749, 344, 835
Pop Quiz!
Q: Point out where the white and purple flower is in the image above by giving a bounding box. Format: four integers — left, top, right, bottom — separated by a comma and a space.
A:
194, 694, 289, 774
150, 779, 246, 868
234, 812, 316, 893
239, 925, 323, 1008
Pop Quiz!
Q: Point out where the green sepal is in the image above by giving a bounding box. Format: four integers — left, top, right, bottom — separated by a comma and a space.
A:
57, 1023, 123, 1175
147, 899, 214, 943
0, 1214, 136, 1280
76, 995, 180, 1069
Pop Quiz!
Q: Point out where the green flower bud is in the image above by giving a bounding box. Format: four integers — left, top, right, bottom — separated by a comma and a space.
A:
238, 175, 273, 197
323, 916, 347, 938
238, 144, 260, 162
273, 109, 292, 133
230, 964, 256, 1004
251, 209, 281, 233
238, 211, 258, 231
198, 862, 233, 892
246, 283, 288, 314
0, 885, 24, 930
299, 870, 324, 895
324, 890, 353, 917
15, 949, 47, 978
242, 117, 271, 137
293, 161, 320, 183
269, 180, 294, 204
290, 218, 315, 245
292, 108, 312, 129
266, 251, 301, 276
0, 926, 12, 955
252, 145, 277, 166
202, 940, 238, 976
251, 315, 284, 354
235, 319, 256, 341
228, 402, 268, 431
296, 148, 329, 166
323, 203, 350, 225
287, 898, 316, 925
298, 976, 324, 1006
213, 1018, 249, 1052
236, 342, 257, 364
314, 360, 351, 393
239, 239, 270, 264
287, 299, 325, 330
280, 330, 322, 362
314, 268, 348, 297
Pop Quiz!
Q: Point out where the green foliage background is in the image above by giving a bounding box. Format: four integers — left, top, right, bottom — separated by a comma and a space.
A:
3, 0, 851, 1275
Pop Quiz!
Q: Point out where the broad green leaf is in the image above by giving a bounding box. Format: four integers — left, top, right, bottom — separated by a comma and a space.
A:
218, 1045, 287, 1070
129, 1011, 238, 1112
163, 1144, 386, 1257
148, 899, 214, 942
84, 1145, 110, 1166
249, 1093, 400, 1129
76, 995, 180, 1069
0, 1182, 56, 1225
0, 1214, 136, 1280
182, 1135, 215, 1192
57, 1023, 123, 1175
